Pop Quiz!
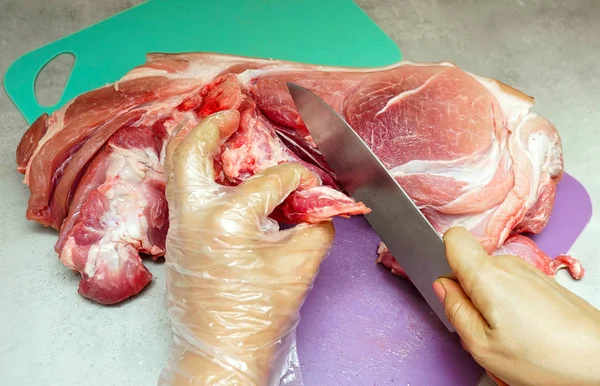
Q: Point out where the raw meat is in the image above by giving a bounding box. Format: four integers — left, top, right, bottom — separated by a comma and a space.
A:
55, 122, 169, 304
377, 235, 585, 280
15, 52, 583, 304
495, 235, 583, 279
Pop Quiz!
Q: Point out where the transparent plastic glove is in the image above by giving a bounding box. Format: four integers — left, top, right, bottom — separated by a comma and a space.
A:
435, 227, 600, 386
158, 110, 335, 385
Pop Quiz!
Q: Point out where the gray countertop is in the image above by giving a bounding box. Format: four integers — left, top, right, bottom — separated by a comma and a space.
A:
1, 1, 598, 385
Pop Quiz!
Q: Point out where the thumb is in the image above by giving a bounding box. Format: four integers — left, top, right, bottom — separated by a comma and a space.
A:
435, 278, 489, 351
271, 222, 335, 281
443, 227, 489, 297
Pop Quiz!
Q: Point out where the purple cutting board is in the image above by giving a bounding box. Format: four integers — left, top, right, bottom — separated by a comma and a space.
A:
297, 173, 592, 386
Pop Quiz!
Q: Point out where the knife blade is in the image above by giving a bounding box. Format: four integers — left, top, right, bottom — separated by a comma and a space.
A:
477, 373, 497, 386
287, 82, 456, 332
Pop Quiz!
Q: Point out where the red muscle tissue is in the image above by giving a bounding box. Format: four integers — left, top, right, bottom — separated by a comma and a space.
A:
16, 53, 583, 304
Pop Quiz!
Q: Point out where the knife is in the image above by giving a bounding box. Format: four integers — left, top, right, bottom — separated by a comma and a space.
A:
287, 82, 456, 332
477, 374, 497, 386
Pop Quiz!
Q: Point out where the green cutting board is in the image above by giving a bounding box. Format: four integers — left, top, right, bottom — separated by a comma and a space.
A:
4, 0, 401, 124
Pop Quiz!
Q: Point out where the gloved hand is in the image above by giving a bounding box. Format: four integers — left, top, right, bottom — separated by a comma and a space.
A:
159, 110, 335, 385
436, 227, 600, 386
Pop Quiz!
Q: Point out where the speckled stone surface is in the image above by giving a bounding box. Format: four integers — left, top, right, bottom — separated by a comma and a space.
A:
1, 1, 598, 385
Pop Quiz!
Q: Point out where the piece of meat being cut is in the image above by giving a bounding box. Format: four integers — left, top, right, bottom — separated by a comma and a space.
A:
15, 52, 584, 304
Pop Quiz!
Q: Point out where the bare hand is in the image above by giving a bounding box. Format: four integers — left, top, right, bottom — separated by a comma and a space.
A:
435, 227, 600, 386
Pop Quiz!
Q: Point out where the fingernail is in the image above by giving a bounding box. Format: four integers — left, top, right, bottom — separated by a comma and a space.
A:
433, 280, 446, 303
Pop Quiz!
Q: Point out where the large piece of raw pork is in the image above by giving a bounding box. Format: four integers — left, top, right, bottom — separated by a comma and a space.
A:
15, 52, 583, 304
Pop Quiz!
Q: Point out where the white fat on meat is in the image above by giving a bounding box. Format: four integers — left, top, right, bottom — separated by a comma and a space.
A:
469, 73, 534, 126
389, 130, 506, 192
511, 113, 562, 210
63, 145, 163, 278
374, 71, 444, 118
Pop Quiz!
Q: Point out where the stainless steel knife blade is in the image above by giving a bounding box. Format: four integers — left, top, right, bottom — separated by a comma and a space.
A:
477, 373, 497, 386
287, 82, 456, 332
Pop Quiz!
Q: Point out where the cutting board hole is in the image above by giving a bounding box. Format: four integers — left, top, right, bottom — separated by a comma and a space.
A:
34, 52, 75, 107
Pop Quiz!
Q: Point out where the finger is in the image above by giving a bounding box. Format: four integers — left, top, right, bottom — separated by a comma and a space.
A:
168, 110, 240, 208
165, 118, 192, 172
443, 227, 489, 296
171, 110, 240, 184
165, 120, 192, 206
270, 222, 335, 280
231, 163, 319, 219
436, 278, 489, 352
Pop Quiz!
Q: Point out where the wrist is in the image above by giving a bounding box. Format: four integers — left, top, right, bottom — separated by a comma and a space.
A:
161, 340, 264, 386
574, 316, 600, 386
